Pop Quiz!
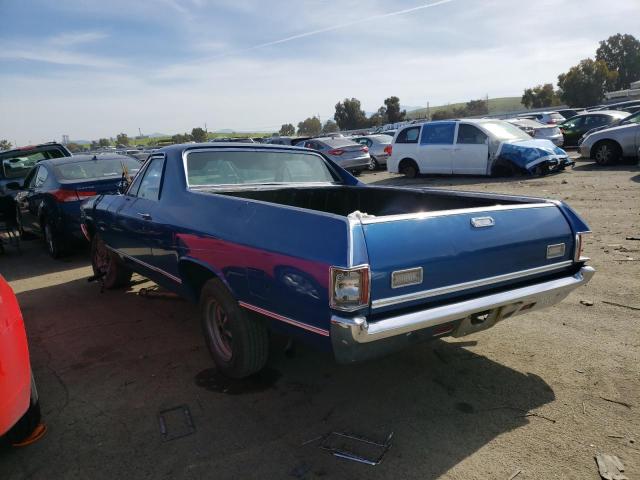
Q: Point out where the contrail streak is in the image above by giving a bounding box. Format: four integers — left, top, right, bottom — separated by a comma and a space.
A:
205, 0, 457, 60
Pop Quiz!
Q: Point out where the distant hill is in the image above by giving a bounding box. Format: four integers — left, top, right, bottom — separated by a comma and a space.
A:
406, 96, 525, 119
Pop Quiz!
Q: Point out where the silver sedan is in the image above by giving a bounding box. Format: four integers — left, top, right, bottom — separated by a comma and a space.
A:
300, 137, 371, 174
579, 122, 640, 165
351, 135, 393, 170
506, 118, 564, 147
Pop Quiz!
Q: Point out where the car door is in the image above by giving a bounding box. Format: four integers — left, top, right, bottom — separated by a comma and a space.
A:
452, 123, 489, 175
560, 116, 585, 146
16, 165, 48, 233
113, 156, 165, 271
418, 122, 455, 174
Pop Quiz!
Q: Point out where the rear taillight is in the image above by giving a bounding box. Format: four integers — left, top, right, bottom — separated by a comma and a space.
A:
361, 146, 369, 153
574, 233, 588, 262
329, 265, 370, 311
328, 149, 344, 156
50, 189, 97, 202
384, 145, 392, 155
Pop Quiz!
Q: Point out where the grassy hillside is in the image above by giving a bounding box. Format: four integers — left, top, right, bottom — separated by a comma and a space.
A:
406, 96, 525, 119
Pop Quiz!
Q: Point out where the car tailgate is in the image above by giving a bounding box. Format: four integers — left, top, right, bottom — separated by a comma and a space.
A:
359, 204, 576, 313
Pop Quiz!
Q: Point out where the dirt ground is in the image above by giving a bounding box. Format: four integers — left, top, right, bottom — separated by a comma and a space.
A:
0, 154, 638, 479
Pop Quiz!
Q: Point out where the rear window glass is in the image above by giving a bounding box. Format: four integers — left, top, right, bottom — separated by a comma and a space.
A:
1, 148, 65, 179
56, 158, 141, 181
185, 150, 338, 186
420, 123, 455, 145
321, 138, 359, 148
550, 113, 565, 120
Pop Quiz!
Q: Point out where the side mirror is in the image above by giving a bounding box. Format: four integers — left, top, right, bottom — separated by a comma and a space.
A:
5, 181, 21, 190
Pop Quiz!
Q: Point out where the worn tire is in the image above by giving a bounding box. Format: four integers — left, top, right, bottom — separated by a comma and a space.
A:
6, 381, 41, 444
593, 140, 621, 166
42, 218, 64, 258
399, 159, 419, 178
199, 279, 268, 378
91, 235, 132, 289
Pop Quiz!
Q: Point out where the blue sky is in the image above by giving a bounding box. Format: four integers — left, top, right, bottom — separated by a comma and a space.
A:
0, 0, 638, 144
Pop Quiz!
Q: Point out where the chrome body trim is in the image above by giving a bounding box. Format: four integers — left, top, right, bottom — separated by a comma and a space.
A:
332, 266, 595, 345
357, 202, 555, 225
107, 246, 183, 284
391, 267, 424, 289
371, 260, 573, 309
470, 216, 495, 228
239, 301, 330, 337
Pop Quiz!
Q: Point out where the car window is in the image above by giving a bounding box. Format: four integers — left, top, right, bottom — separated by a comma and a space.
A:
136, 157, 165, 201
456, 124, 488, 144
395, 127, 420, 144
562, 116, 584, 128
24, 166, 39, 188
420, 122, 455, 145
56, 158, 141, 181
585, 115, 608, 127
185, 150, 338, 186
34, 165, 49, 187
623, 113, 640, 124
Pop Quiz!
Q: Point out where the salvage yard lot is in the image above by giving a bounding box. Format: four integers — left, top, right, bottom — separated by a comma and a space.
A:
1, 156, 639, 479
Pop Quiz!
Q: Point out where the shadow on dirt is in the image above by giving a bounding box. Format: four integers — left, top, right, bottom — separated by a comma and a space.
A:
1, 265, 556, 479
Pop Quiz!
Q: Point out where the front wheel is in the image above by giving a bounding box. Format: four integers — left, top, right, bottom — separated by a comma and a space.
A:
200, 279, 269, 378
6, 376, 41, 444
593, 141, 620, 165
91, 235, 132, 289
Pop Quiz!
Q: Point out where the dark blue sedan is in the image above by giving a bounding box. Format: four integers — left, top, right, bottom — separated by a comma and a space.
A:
14, 154, 141, 257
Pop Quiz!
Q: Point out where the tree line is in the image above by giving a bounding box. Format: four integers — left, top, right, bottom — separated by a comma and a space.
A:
521, 33, 640, 108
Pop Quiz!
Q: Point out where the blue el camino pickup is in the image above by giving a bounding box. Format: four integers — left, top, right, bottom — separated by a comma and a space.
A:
81, 143, 594, 378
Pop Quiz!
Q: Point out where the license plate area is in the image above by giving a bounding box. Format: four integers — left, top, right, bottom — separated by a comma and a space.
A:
452, 302, 523, 337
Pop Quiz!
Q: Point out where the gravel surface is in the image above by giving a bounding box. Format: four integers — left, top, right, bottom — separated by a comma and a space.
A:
1, 156, 638, 479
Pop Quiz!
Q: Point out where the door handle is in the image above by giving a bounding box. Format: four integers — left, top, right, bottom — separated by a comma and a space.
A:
137, 212, 152, 220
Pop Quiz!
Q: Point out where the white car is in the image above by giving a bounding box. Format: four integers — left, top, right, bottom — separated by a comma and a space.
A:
387, 119, 573, 177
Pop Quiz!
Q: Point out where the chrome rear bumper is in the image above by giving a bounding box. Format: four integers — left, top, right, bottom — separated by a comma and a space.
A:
331, 266, 594, 363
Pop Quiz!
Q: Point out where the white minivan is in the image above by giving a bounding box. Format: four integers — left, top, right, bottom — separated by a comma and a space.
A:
387, 119, 573, 177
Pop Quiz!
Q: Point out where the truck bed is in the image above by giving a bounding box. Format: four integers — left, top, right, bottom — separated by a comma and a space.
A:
217, 185, 526, 218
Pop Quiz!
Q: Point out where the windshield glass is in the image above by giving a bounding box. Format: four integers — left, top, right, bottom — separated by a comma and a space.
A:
481, 121, 532, 141
1, 148, 65, 179
185, 150, 339, 187
56, 158, 141, 181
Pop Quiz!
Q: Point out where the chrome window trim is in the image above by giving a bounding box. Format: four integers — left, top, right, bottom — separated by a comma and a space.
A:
181, 147, 341, 190
357, 202, 555, 225
107, 246, 182, 284
371, 260, 573, 310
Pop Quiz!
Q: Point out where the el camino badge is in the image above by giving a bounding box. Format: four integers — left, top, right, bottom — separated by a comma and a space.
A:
471, 216, 495, 228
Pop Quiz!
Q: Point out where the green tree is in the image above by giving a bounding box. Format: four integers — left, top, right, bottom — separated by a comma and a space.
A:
171, 133, 193, 144
0, 139, 12, 150
465, 98, 490, 116
297, 117, 322, 136
431, 109, 456, 121
66, 142, 82, 153
191, 127, 207, 142
596, 33, 640, 90
321, 119, 339, 134
334, 98, 368, 130
557, 59, 618, 107
98, 138, 111, 147
116, 133, 129, 146
384, 96, 406, 123
521, 84, 559, 109
279, 123, 295, 136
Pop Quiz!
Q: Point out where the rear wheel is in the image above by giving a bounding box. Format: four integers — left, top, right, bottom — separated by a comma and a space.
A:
399, 159, 419, 178
42, 219, 63, 258
368, 157, 378, 170
593, 141, 620, 165
200, 279, 269, 378
91, 235, 132, 289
